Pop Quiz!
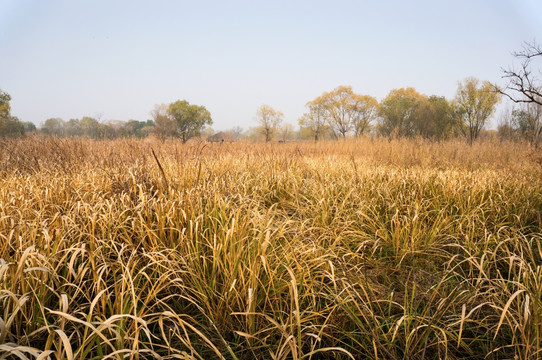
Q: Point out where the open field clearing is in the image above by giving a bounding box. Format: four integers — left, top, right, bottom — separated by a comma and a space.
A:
1, 137, 541, 359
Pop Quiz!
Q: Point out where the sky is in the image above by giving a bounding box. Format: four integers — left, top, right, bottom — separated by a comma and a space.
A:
1, 0, 541, 131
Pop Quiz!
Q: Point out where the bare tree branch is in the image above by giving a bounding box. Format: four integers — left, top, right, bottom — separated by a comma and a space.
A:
496, 40, 542, 106
513, 41, 542, 59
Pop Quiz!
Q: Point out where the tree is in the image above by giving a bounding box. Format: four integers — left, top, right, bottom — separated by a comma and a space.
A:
378, 87, 426, 137
139, 121, 155, 138
0, 89, 24, 137
168, 100, 212, 143
118, 119, 155, 138
0, 116, 24, 137
352, 94, 378, 137
307, 86, 377, 139
497, 41, 542, 106
229, 126, 244, 140
23, 121, 36, 133
498, 123, 517, 141
320, 86, 352, 138
42, 118, 65, 136
511, 102, 542, 146
79, 116, 100, 138
497, 105, 516, 141
97, 122, 115, 139
454, 77, 500, 144
256, 104, 283, 142
298, 96, 327, 141
64, 119, 81, 137
320, 86, 365, 138
0, 89, 10, 121
278, 122, 295, 141
151, 104, 175, 142
413, 95, 455, 140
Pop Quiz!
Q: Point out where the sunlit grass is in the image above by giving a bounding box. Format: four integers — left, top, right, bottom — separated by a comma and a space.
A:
0, 136, 541, 359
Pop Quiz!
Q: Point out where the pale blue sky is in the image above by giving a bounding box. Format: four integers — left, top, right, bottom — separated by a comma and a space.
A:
1, 0, 541, 130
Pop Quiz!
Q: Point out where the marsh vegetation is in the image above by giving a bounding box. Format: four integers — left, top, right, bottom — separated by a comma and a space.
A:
0, 137, 541, 359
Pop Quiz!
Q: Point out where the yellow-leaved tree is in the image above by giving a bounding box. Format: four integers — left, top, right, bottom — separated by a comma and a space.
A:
378, 87, 427, 138
454, 77, 500, 144
298, 96, 328, 141
256, 104, 283, 142
307, 86, 377, 139
352, 94, 378, 137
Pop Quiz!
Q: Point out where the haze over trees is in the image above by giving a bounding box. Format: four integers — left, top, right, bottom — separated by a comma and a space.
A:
6, 39, 542, 143
41, 117, 65, 136
40, 116, 154, 139
0, 81, 505, 143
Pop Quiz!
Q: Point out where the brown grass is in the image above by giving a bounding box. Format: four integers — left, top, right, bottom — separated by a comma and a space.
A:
0, 136, 541, 359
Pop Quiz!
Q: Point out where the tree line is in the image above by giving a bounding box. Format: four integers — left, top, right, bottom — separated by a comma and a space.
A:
1, 41, 540, 145
39, 116, 155, 139
256, 77, 535, 145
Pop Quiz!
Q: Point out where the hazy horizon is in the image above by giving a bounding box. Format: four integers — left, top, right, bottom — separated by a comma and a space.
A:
1, 0, 541, 131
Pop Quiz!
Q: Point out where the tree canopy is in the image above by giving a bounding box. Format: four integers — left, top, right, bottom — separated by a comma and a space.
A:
352, 94, 378, 137
301, 86, 378, 140
378, 87, 425, 138
414, 96, 455, 140
168, 100, 212, 143
454, 77, 500, 144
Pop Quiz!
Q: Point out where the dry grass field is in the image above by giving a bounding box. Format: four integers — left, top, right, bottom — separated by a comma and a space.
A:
1, 137, 541, 359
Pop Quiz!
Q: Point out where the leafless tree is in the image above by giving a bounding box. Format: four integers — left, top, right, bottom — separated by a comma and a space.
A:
498, 41, 542, 106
